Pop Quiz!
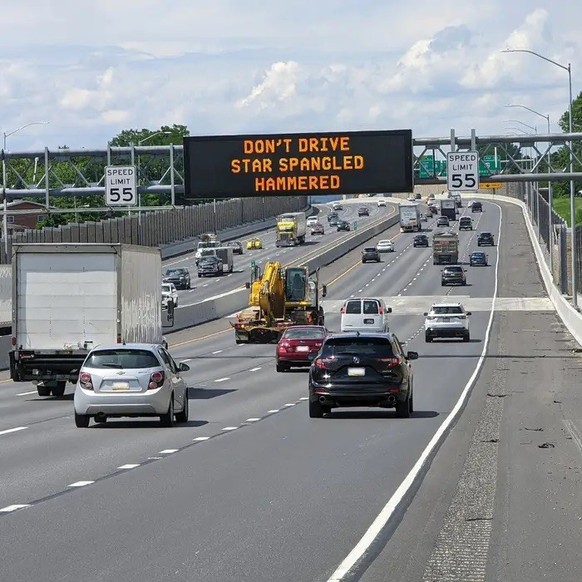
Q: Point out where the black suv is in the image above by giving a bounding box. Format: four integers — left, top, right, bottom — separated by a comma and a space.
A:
163, 268, 191, 290
361, 247, 380, 263
471, 201, 483, 212
337, 220, 351, 232
441, 265, 467, 286
308, 333, 418, 418
225, 241, 244, 255
358, 207, 370, 217
413, 234, 429, 247
477, 232, 495, 246
459, 217, 473, 230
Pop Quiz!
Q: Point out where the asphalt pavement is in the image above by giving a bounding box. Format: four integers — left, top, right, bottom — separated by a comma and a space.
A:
1, 198, 570, 582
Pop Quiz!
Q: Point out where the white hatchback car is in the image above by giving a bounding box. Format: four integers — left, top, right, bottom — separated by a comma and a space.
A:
340, 297, 392, 333
162, 282, 179, 308
376, 239, 395, 253
424, 303, 471, 342
73, 343, 190, 428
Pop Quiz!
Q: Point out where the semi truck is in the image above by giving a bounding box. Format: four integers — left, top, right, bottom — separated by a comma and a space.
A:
399, 204, 421, 232
0, 264, 11, 332
433, 232, 459, 265
440, 199, 457, 221
9, 243, 164, 397
276, 212, 307, 246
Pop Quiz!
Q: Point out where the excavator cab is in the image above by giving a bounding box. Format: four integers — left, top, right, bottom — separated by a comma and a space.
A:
285, 267, 308, 302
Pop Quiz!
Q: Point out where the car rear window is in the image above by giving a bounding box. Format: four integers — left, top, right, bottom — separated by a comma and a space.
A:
363, 300, 380, 314
432, 306, 463, 314
345, 300, 362, 314
363, 248, 376, 252
283, 328, 326, 339
321, 337, 394, 357
85, 349, 160, 369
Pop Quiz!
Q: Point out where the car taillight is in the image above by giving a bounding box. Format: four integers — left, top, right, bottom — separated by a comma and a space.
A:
278, 340, 291, 352
314, 357, 332, 369
378, 356, 401, 368
80, 372, 93, 390
340, 307, 346, 314
148, 371, 165, 390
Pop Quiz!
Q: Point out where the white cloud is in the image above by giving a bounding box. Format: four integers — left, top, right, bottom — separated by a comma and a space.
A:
237, 61, 300, 109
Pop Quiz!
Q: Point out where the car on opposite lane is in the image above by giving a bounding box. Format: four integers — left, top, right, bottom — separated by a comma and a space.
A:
73, 343, 190, 428
413, 234, 429, 247
441, 265, 467, 286
276, 325, 327, 372
358, 207, 370, 217
225, 241, 244, 255
478, 232, 495, 246
469, 251, 488, 266
198, 256, 223, 277
246, 237, 263, 250
161, 282, 179, 308
310, 223, 325, 235
337, 220, 351, 232
308, 332, 418, 418
376, 239, 395, 253
424, 302, 471, 342
307, 216, 319, 227
377, 199, 387, 207
163, 268, 191, 290
362, 247, 381, 263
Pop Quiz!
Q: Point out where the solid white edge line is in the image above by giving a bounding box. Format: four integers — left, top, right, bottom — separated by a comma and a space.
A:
68, 481, 95, 488
222, 426, 238, 431
159, 449, 178, 454
0, 426, 27, 436
327, 202, 503, 581
118, 464, 140, 470
0, 504, 31, 513
193, 436, 210, 441
16, 391, 37, 396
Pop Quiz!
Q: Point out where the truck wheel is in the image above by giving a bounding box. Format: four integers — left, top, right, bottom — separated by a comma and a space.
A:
160, 397, 175, 427
75, 412, 90, 428
37, 384, 51, 397
51, 381, 66, 398
309, 399, 328, 418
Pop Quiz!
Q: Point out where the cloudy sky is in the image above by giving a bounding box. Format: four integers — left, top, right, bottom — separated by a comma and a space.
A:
0, 1, 579, 151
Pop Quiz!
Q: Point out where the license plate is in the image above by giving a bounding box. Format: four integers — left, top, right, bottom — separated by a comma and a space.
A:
296, 346, 309, 352
363, 318, 375, 324
348, 367, 365, 377
112, 382, 130, 391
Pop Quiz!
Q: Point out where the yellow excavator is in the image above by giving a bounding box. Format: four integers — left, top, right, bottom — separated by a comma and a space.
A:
231, 261, 326, 343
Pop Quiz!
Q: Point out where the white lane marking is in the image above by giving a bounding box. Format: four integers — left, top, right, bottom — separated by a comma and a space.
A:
181, 359, 192, 363
212, 350, 223, 354
327, 202, 503, 581
215, 377, 230, 383
68, 481, 94, 488
299, 397, 309, 401
249, 367, 262, 372
358, 289, 363, 293
0, 426, 27, 437
246, 418, 261, 422
563, 420, 582, 454
0, 504, 31, 513
222, 426, 238, 431
16, 390, 37, 396
203, 284, 208, 287
159, 449, 178, 454
118, 464, 140, 470
193, 436, 210, 441
268, 409, 280, 413
284, 403, 296, 407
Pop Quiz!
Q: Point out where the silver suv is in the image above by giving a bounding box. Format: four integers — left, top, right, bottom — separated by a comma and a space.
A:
424, 303, 471, 342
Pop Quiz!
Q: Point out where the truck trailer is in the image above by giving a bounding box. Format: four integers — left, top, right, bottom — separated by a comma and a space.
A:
440, 199, 457, 221
399, 204, 421, 232
9, 243, 164, 397
433, 232, 459, 265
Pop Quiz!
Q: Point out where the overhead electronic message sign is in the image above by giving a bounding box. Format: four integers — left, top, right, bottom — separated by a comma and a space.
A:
183, 130, 413, 198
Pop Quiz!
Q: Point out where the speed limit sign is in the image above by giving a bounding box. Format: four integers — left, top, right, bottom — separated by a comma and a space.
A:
446, 151, 480, 191
105, 166, 137, 206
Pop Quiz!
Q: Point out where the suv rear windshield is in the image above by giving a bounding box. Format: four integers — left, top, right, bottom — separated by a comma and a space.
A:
460, 217, 471, 222
321, 337, 394, 357
432, 306, 463, 314
444, 266, 463, 272
85, 349, 160, 369
363, 248, 376, 253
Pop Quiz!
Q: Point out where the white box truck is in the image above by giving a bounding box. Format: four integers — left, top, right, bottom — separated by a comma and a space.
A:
399, 204, 421, 232
9, 243, 164, 397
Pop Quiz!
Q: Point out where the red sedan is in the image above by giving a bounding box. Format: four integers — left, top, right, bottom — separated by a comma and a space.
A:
276, 326, 328, 372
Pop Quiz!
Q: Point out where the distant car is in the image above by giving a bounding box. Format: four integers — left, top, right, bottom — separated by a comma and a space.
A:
441, 265, 467, 286
424, 303, 471, 343
469, 251, 488, 266
428, 204, 438, 215
332, 203, 343, 211
407, 195, 416, 202
276, 325, 327, 372
225, 241, 244, 255
471, 201, 483, 212
413, 234, 429, 247
436, 216, 450, 227
358, 207, 370, 217
308, 332, 418, 418
246, 237, 263, 250
467, 200, 475, 209
337, 220, 351, 232
198, 256, 223, 277
311, 223, 325, 235
327, 211, 339, 224
307, 216, 319, 226
477, 232, 495, 246
161, 282, 179, 308
377, 199, 387, 207
73, 343, 190, 428
459, 217, 473, 231
163, 268, 191, 290
362, 247, 381, 263
376, 239, 395, 253
415, 193, 422, 200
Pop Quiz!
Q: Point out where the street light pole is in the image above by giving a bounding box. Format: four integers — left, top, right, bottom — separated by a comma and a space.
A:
506, 104, 553, 278
2, 121, 50, 258
501, 49, 577, 307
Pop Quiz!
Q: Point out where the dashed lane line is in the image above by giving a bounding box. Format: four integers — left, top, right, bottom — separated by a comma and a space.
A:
0, 426, 27, 437
68, 481, 94, 488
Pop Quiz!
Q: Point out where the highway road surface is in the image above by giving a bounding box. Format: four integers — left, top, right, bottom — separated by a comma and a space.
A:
1, 198, 580, 581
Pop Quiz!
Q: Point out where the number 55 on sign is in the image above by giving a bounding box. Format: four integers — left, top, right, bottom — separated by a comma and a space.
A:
105, 166, 137, 206
446, 151, 480, 192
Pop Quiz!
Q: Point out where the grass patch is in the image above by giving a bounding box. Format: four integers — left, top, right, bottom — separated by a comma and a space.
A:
552, 196, 582, 226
